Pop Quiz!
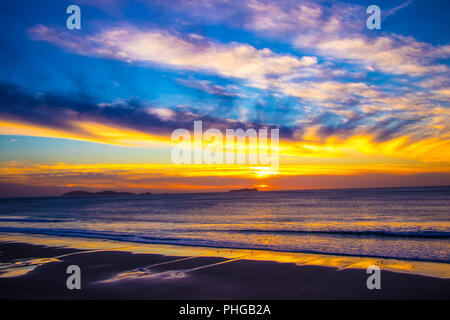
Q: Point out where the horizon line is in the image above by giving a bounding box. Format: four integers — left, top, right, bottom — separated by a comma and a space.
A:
1, 184, 449, 199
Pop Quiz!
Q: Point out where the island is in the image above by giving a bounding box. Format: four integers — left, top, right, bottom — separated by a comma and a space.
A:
61, 190, 152, 197
229, 188, 259, 193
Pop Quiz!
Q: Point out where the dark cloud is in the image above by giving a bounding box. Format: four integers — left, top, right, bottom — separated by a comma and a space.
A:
0, 82, 296, 139
294, 108, 425, 143
370, 116, 424, 142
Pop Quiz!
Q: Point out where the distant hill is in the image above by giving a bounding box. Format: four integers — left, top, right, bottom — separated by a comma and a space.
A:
93, 191, 136, 196
62, 190, 152, 197
229, 188, 259, 193
62, 191, 93, 196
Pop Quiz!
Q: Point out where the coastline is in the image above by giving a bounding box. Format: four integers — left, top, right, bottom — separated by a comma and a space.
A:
1, 232, 450, 299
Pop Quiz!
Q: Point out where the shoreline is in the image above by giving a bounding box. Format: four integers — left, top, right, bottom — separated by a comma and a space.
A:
1, 233, 450, 299
1, 228, 449, 264
1, 232, 450, 279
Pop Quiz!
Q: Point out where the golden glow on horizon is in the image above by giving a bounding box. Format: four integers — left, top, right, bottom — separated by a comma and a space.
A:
0, 119, 172, 147
1, 117, 449, 163
1, 117, 449, 191
0, 160, 449, 192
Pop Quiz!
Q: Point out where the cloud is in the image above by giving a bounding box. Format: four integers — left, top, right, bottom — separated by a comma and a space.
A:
245, 0, 449, 76
147, 108, 177, 121
176, 78, 243, 97
384, 0, 413, 18
28, 24, 318, 85
30, 23, 376, 104
160, 0, 450, 76
272, 80, 376, 102
302, 34, 450, 76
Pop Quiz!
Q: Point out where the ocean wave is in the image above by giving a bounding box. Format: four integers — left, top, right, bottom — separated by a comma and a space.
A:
0, 227, 449, 264
0, 218, 64, 223
0, 227, 181, 242
208, 229, 450, 239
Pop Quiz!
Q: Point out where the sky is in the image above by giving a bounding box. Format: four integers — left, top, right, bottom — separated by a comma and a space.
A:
0, 0, 449, 196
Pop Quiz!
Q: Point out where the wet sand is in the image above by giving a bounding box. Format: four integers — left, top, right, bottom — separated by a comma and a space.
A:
1, 240, 450, 300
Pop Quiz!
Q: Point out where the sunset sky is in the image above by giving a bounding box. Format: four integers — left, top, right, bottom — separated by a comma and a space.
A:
0, 0, 449, 196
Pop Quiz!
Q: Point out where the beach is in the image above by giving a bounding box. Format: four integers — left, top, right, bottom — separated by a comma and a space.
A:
1, 187, 449, 300
1, 234, 449, 300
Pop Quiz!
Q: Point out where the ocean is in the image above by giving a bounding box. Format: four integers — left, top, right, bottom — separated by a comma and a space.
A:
0, 186, 449, 263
